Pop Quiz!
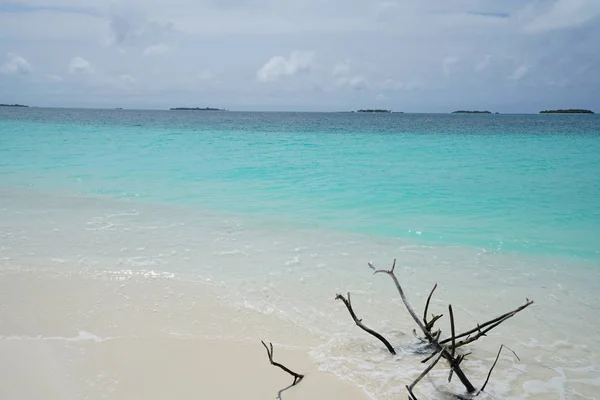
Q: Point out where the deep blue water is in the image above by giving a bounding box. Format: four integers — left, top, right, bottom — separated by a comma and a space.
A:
1, 107, 599, 259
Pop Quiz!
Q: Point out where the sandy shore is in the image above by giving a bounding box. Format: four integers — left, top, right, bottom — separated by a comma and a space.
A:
0, 269, 369, 400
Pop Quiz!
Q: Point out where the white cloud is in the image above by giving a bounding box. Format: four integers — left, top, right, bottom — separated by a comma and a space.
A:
331, 60, 369, 90
0, 53, 33, 75
442, 56, 459, 76
68, 56, 93, 74
475, 55, 492, 72
46, 74, 64, 82
332, 61, 351, 77
508, 65, 529, 81
257, 51, 315, 82
525, 0, 600, 33
107, 7, 174, 48
143, 44, 169, 56
119, 74, 136, 85
335, 75, 369, 90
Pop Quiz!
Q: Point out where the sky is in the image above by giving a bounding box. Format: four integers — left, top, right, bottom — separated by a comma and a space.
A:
0, 0, 599, 112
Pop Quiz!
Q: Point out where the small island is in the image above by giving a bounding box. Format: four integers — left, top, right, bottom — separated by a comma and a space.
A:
357, 109, 391, 113
539, 109, 594, 114
0, 103, 29, 108
451, 110, 491, 114
170, 107, 226, 111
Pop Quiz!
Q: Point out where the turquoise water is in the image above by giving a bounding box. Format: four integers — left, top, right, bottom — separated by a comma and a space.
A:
1, 107, 599, 260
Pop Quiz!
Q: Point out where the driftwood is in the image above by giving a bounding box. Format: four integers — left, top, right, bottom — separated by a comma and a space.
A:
262, 257, 532, 399
333, 259, 533, 399
261, 340, 304, 385
335, 292, 396, 355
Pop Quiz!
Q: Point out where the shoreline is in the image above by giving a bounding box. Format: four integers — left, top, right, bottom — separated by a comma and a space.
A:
1, 185, 600, 399
1, 184, 598, 264
0, 269, 369, 400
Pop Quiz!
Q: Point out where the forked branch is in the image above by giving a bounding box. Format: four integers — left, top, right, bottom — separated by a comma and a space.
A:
335, 292, 396, 355
440, 300, 534, 349
369, 259, 477, 393
261, 341, 304, 385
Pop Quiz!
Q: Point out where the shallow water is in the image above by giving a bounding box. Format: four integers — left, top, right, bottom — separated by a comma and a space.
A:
1, 108, 599, 398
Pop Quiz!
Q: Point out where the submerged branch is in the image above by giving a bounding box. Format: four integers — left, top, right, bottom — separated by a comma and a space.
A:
335, 292, 396, 355
369, 259, 477, 393
408, 350, 444, 397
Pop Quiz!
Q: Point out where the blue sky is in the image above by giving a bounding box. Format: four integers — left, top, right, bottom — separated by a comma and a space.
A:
0, 0, 599, 112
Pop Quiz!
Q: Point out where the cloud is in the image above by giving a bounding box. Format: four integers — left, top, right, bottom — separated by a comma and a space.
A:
508, 65, 529, 81
525, 0, 600, 33
336, 75, 369, 90
118, 74, 136, 85
68, 56, 93, 74
379, 78, 411, 91
107, 7, 174, 48
46, 74, 63, 82
0, 53, 33, 75
330, 60, 369, 90
256, 51, 315, 82
467, 11, 509, 19
442, 56, 459, 76
332, 61, 350, 77
143, 44, 169, 56
475, 55, 492, 72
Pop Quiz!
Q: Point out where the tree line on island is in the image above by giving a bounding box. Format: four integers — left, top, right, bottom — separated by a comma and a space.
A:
1, 104, 595, 114
170, 107, 227, 111
539, 109, 594, 114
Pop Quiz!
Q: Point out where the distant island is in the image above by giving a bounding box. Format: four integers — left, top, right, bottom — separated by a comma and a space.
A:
0, 103, 29, 108
451, 110, 491, 114
170, 107, 226, 111
539, 109, 594, 114
357, 109, 391, 113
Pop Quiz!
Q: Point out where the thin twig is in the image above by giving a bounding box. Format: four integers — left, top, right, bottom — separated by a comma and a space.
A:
480, 345, 520, 393
423, 283, 438, 327
261, 341, 304, 385
335, 292, 396, 355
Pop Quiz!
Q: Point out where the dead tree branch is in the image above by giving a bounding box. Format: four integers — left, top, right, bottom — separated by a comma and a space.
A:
407, 350, 444, 399
369, 259, 477, 393
335, 292, 396, 355
423, 283, 443, 332
439, 300, 534, 349
261, 341, 304, 385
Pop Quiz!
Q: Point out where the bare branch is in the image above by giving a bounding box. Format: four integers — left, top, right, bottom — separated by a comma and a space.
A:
335, 293, 396, 355
479, 345, 520, 393
425, 314, 443, 332
449, 305, 456, 359
448, 305, 457, 383
409, 350, 444, 392
423, 283, 438, 327
440, 300, 534, 348
370, 260, 477, 393
261, 341, 304, 385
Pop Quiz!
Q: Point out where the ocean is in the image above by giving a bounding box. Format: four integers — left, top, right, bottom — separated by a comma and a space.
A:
1, 107, 599, 399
